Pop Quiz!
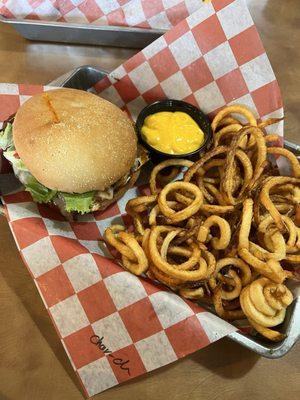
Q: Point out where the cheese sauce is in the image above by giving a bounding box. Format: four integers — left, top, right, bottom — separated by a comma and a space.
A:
141, 111, 204, 155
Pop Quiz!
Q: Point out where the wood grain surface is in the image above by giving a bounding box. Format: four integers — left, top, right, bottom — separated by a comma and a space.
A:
0, 1, 299, 399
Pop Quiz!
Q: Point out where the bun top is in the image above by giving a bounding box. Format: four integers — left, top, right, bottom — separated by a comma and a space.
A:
13, 88, 137, 193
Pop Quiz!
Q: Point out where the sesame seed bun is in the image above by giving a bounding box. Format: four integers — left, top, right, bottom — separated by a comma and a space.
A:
12, 88, 137, 193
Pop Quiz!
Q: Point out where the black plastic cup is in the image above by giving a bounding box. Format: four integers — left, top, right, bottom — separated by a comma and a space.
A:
135, 99, 212, 163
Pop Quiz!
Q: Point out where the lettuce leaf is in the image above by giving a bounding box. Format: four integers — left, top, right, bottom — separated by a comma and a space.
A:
0, 123, 14, 150
25, 176, 57, 203
62, 191, 96, 214
1, 123, 29, 174
3, 150, 28, 172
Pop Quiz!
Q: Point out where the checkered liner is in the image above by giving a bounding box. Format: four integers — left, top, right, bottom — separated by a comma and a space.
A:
0, 1, 285, 397
93, 0, 283, 129
2, 0, 209, 30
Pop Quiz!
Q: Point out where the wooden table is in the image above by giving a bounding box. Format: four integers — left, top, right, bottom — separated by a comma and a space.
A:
0, 1, 299, 399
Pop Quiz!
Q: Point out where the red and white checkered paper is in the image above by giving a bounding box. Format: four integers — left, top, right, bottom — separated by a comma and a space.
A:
93, 0, 283, 129
1, 0, 208, 30
0, 1, 285, 397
